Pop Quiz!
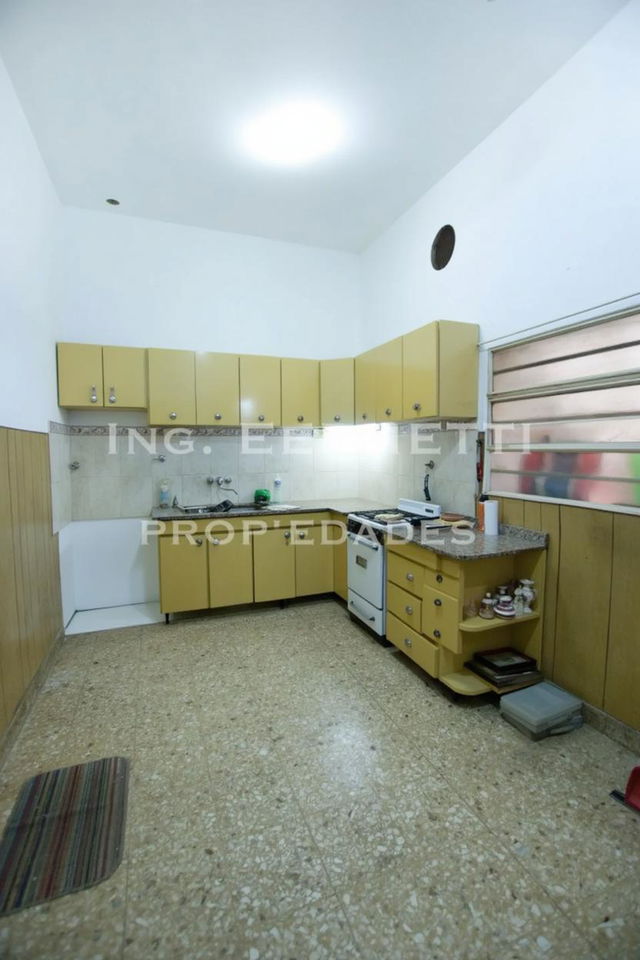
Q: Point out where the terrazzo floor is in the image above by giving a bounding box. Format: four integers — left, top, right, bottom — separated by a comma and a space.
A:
0, 598, 638, 960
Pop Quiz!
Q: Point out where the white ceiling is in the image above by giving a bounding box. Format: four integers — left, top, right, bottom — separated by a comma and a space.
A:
0, 0, 626, 251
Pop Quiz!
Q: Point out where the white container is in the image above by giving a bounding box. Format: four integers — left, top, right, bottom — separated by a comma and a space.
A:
501, 681, 583, 740
483, 499, 499, 535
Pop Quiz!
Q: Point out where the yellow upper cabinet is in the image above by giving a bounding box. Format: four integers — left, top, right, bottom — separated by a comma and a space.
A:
57, 343, 104, 408
239, 355, 281, 426
402, 321, 478, 420
102, 346, 147, 409
147, 348, 196, 425
195, 352, 240, 426
375, 337, 403, 422
281, 358, 319, 426
355, 347, 377, 424
320, 358, 354, 425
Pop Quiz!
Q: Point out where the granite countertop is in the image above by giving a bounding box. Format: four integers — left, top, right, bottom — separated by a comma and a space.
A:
150, 498, 389, 521
403, 523, 548, 560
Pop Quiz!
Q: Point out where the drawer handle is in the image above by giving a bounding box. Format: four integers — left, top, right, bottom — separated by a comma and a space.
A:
299, 531, 307, 539
406, 573, 414, 582
258, 414, 265, 422
214, 412, 222, 420
403, 637, 412, 648
334, 414, 341, 422
436, 574, 444, 583
434, 599, 442, 607
405, 605, 413, 615
212, 538, 220, 546
434, 629, 441, 639
169, 411, 177, 420
385, 407, 392, 416
284, 531, 291, 540
195, 538, 203, 547
297, 415, 304, 422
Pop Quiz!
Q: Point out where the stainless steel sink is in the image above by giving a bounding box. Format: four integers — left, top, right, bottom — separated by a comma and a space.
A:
181, 505, 218, 515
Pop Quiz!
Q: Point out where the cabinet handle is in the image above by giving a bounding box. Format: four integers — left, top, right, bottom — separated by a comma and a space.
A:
258, 414, 265, 422
403, 637, 412, 648
412, 402, 421, 411
299, 531, 307, 539
362, 413, 367, 420
405, 605, 413, 615
169, 412, 177, 420
284, 531, 291, 540
90, 386, 98, 404
436, 574, 443, 583
334, 414, 341, 422
195, 538, 203, 546
434, 598, 442, 607
214, 413, 222, 420
433, 629, 441, 638
108, 387, 116, 404
212, 538, 220, 546
297, 415, 304, 422
385, 408, 392, 416
406, 572, 414, 582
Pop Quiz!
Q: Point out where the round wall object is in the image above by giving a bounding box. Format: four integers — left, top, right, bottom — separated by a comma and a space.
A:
431, 224, 455, 270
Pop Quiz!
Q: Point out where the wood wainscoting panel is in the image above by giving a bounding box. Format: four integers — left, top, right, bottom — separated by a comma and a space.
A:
498, 497, 525, 527
0, 432, 21, 728
604, 513, 640, 729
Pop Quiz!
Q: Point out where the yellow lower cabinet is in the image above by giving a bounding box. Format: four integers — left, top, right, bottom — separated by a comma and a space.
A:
294, 524, 333, 596
387, 582, 422, 633
422, 585, 461, 652
387, 552, 424, 598
208, 531, 253, 608
159, 535, 208, 614
387, 613, 439, 678
253, 528, 296, 602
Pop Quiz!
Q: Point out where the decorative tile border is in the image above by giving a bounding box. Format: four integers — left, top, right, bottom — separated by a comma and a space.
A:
49, 421, 73, 435
50, 422, 314, 438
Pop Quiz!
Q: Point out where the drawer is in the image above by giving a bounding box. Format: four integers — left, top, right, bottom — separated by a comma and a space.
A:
387, 552, 424, 597
387, 582, 422, 631
422, 585, 460, 653
423, 566, 460, 598
387, 613, 439, 678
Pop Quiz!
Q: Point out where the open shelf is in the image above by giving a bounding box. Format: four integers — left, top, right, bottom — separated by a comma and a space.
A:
459, 611, 539, 633
440, 668, 543, 697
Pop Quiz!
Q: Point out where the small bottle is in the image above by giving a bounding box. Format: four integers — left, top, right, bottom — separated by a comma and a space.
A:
272, 476, 282, 504
159, 479, 171, 508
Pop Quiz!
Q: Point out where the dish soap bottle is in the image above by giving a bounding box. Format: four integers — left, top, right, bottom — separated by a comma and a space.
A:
272, 476, 282, 504
159, 479, 171, 508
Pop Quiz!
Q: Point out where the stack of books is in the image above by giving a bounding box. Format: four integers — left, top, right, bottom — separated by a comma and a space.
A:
465, 647, 543, 690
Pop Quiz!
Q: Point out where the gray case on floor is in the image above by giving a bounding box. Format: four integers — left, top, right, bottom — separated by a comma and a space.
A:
500, 681, 583, 740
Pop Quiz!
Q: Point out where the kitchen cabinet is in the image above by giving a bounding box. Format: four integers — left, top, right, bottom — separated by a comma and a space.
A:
253, 527, 296, 602
281, 358, 320, 426
402, 321, 478, 420
320, 358, 354, 425
148, 348, 196, 425
294, 524, 334, 596
159, 534, 208, 613
102, 346, 147, 409
354, 347, 377, 423
374, 337, 403, 422
57, 343, 104, 408
208, 530, 253, 607
195, 352, 240, 426
240, 355, 281, 426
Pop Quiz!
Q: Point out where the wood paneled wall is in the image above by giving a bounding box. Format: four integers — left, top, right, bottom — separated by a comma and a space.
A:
0, 427, 62, 736
497, 497, 640, 731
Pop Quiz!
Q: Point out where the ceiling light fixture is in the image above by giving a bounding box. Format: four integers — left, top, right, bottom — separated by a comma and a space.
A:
240, 100, 344, 167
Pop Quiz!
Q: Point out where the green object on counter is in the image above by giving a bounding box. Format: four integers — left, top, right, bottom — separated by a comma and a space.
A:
254, 488, 271, 504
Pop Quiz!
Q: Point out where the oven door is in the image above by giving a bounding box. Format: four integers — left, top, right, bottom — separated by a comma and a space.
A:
347, 530, 384, 609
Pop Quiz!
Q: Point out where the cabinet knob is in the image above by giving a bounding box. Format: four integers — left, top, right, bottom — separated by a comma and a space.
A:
385, 408, 392, 416
212, 538, 220, 546
108, 387, 117, 404
258, 414, 265, 422
434, 598, 442, 607
362, 413, 368, 420
403, 637, 412, 648
299, 531, 307, 539
214, 413, 222, 420
284, 531, 291, 540
334, 414, 341, 422
412, 402, 421, 411
433, 629, 441, 638
406, 573, 414, 582
405, 605, 413, 615
90, 386, 98, 404
195, 538, 203, 547
169, 412, 177, 420
297, 415, 304, 422
436, 574, 443, 583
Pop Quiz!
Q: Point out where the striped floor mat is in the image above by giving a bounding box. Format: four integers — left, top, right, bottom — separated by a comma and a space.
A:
0, 756, 129, 916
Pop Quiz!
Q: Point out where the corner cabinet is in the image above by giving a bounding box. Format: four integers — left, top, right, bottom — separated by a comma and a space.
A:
402, 320, 478, 420
148, 348, 196, 425
386, 540, 546, 696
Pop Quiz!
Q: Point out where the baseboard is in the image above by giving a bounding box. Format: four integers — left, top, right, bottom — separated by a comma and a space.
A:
582, 702, 640, 754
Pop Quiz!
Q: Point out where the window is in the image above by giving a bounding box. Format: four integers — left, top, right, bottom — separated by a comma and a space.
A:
488, 311, 640, 510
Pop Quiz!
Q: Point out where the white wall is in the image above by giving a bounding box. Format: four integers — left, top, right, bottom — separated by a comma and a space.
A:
360, 0, 640, 351
0, 56, 61, 431
54, 207, 362, 359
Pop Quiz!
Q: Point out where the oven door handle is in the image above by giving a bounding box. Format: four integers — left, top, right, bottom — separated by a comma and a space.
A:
349, 599, 376, 622
347, 532, 380, 551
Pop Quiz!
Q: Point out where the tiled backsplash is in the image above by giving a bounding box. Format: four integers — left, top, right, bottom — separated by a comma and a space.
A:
49, 422, 477, 527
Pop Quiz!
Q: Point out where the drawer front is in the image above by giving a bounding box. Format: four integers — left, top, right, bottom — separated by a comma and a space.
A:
423, 566, 459, 598
387, 582, 422, 631
422, 585, 460, 652
387, 552, 424, 597
387, 613, 439, 678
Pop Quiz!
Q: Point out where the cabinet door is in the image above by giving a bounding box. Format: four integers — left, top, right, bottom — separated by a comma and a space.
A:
239, 355, 281, 426
281, 358, 319, 426
438, 321, 479, 419
159, 535, 208, 613
375, 338, 403, 422
295, 525, 333, 596
102, 346, 147, 409
354, 348, 376, 424
57, 343, 104, 408
253, 528, 295, 602
402, 323, 438, 419
148, 348, 196, 425
320, 358, 354, 426
208, 530, 253, 607
196, 352, 240, 426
